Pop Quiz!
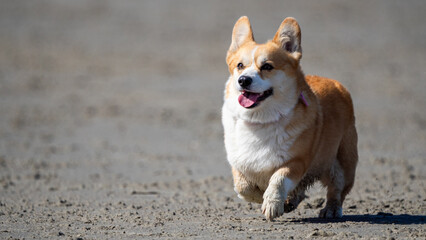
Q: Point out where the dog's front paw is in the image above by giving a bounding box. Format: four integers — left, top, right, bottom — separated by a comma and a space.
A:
262, 198, 285, 221
262, 186, 285, 220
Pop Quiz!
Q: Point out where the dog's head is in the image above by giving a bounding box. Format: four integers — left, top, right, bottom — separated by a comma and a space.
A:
224, 16, 304, 123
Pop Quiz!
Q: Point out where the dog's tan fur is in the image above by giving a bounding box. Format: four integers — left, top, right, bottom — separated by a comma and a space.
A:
222, 16, 358, 220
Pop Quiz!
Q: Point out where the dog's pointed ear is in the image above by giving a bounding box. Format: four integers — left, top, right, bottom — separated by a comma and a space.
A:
273, 17, 302, 60
228, 16, 255, 53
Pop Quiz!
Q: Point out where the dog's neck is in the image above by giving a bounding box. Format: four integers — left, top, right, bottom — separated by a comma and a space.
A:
299, 91, 309, 107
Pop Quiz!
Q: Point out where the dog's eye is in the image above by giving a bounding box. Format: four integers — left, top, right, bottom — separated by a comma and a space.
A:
261, 63, 274, 71
237, 63, 244, 70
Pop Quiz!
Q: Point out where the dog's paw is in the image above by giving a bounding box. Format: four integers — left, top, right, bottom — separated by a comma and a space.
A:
261, 198, 285, 221
319, 204, 343, 219
262, 183, 286, 220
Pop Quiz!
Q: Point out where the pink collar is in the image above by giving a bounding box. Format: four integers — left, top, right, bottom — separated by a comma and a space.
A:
300, 92, 309, 107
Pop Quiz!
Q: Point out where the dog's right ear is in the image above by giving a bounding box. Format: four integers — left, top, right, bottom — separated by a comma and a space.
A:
228, 16, 255, 54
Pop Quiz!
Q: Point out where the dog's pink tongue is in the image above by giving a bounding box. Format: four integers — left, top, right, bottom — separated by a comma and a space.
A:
238, 92, 260, 108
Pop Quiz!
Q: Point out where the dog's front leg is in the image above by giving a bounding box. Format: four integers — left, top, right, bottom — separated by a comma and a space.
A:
232, 167, 263, 204
262, 159, 306, 220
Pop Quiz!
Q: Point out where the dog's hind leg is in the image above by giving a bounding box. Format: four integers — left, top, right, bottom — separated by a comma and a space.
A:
319, 160, 345, 218
337, 125, 358, 204
319, 125, 358, 218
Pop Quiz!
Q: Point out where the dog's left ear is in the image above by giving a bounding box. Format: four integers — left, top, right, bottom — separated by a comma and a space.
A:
273, 17, 302, 60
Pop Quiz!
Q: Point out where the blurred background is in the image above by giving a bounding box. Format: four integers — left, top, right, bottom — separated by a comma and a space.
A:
0, 0, 425, 238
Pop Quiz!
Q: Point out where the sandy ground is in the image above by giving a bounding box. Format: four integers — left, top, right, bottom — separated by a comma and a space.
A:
0, 0, 425, 239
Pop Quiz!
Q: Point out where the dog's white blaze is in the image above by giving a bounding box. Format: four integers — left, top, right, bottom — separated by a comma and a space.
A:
251, 46, 258, 61
236, 46, 272, 93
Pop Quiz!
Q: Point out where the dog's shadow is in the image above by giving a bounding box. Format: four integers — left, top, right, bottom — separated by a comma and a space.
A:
284, 213, 426, 225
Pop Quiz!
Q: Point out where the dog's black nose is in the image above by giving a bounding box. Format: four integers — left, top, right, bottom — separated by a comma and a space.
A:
238, 76, 252, 88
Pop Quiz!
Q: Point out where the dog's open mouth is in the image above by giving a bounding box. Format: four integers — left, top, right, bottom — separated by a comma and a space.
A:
238, 88, 273, 108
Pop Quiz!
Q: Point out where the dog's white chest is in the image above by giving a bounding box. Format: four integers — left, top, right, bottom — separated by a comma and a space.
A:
223, 112, 294, 174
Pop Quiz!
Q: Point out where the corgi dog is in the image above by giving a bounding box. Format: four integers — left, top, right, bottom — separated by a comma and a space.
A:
222, 16, 358, 220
